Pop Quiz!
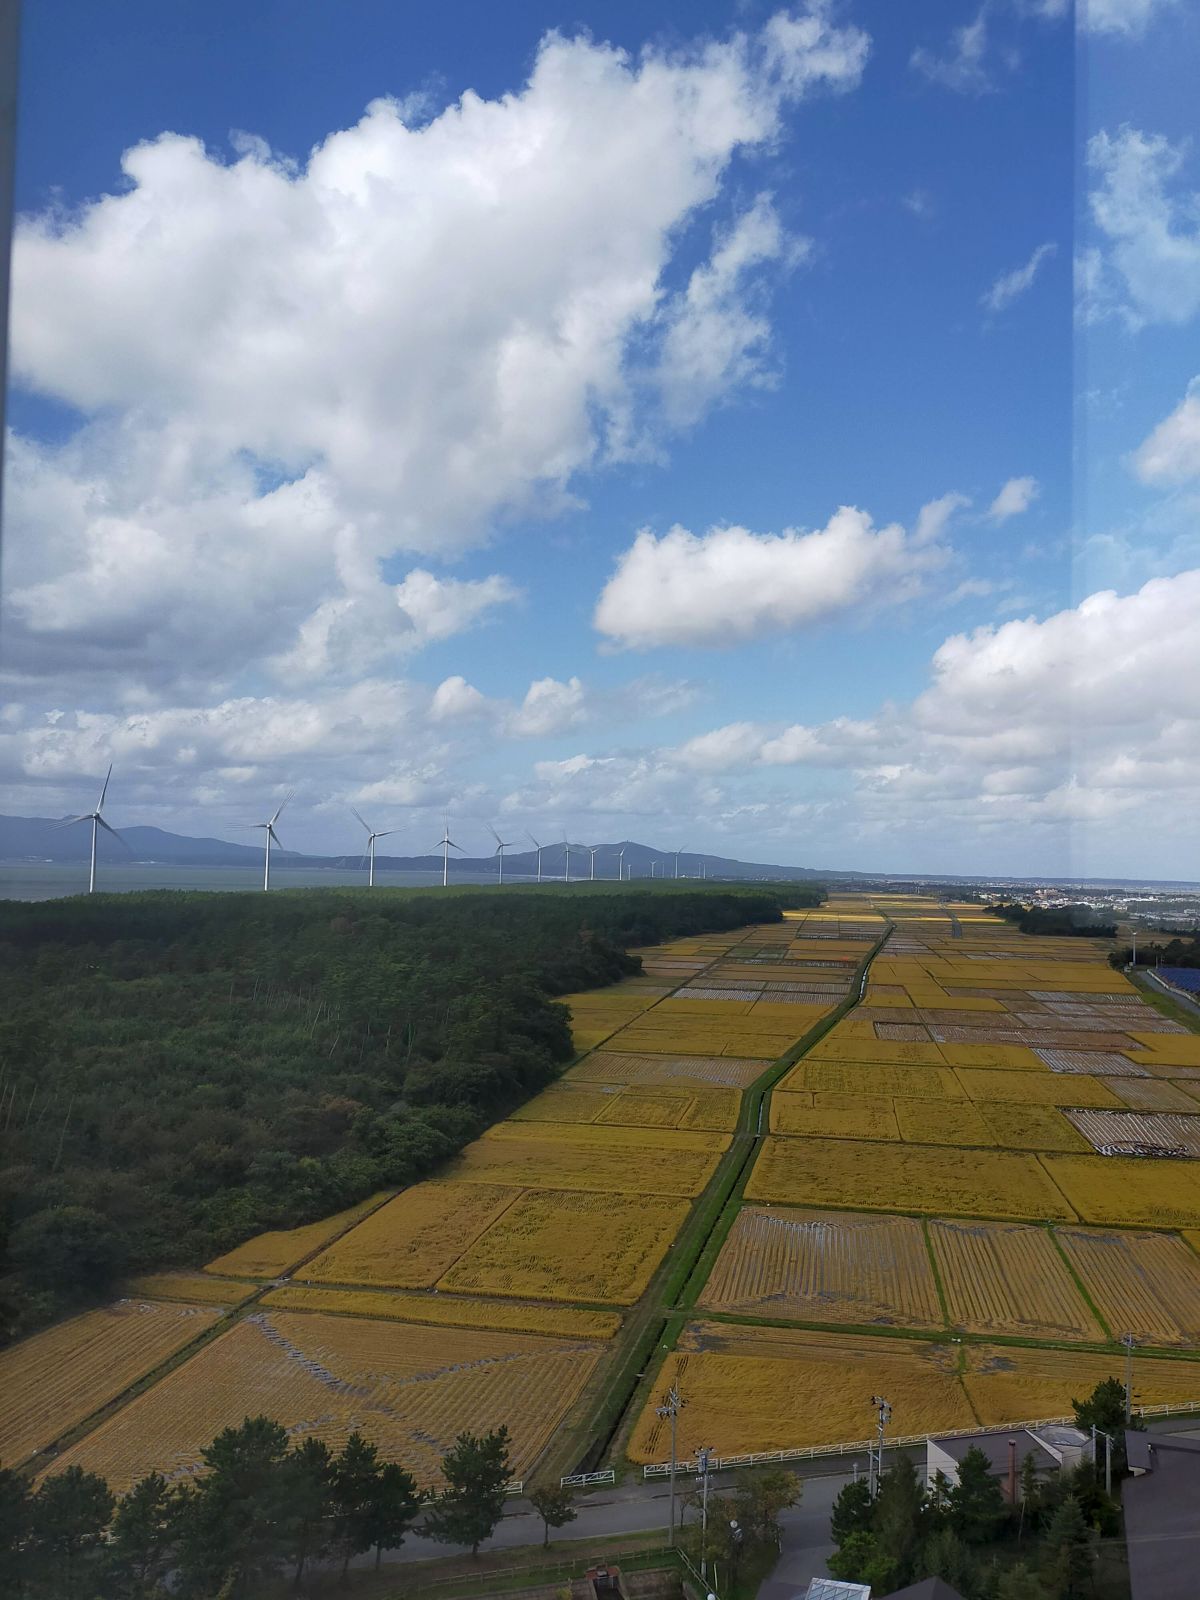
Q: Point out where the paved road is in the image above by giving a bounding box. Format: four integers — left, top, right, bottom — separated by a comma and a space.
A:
1139, 967, 1200, 1021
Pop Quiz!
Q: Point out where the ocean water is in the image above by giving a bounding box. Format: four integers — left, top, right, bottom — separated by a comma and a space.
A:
0, 863, 523, 902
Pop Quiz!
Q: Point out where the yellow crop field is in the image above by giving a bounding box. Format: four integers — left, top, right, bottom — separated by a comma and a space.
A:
954, 1069, 1121, 1108
259, 1286, 621, 1339
1044, 1154, 1200, 1228
1126, 1037, 1200, 1067
929, 1219, 1100, 1340
894, 1100, 996, 1146
964, 1343, 1200, 1426
744, 1136, 1076, 1221
936, 1044, 1045, 1071
304, 1181, 520, 1288
203, 1192, 395, 1279
812, 1039, 949, 1067
439, 1188, 689, 1304
42, 1310, 605, 1493
700, 1206, 942, 1329
570, 1052, 768, 1089
976, 1103, 1091, 1152
124, 1274, 258, 1308
781, 1061, 965, 1099
628, 1323, 974, 1462
0, 1300, 222, 1467
443, 1129, 722, 1196
594, 1090, 696, 1129
1056, 1227, 1200, 1347
478, 1120, 728, 1153
679, 1087, 742, 1130
509, 1085, 617, 1123
770, 1091, 900, 1141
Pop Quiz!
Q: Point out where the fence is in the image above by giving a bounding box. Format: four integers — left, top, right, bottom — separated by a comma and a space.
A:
641, 1400, 1200, 1478
560, 1468, 617, 1488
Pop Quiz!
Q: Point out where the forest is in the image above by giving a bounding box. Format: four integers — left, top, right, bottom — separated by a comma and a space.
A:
0, 882, 815, 1339
985, 903, 1118, 938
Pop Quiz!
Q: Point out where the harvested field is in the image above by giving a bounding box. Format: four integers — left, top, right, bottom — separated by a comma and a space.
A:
203, 1192, 395, 1279
41, 1311, 604, 1493
954, 1069, 1121, 1108
744, 1136, 1075, 1220
964, 1343, 1200, 1426
769, 1091, 900, 1141
0, 1300, 222, 1467
1113, 1079, 1200, 1113
929, 1219, 1100, 1341
570, 1052, 769, 1088
1064, 1108, 1200, 1157
1056, 1228, 1200, 1347
259, 1286, 621, 1339
628, 1323, 974, 1462
303, 1181, 520, 1289
699, 1206, 943, 1328
439, 1188, 689, 1304
1045, 1154, 1200, 1228
1036, 1050, 1149, 1077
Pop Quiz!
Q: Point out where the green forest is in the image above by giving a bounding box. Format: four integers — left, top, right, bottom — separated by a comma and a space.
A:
0, 882, 816, 1339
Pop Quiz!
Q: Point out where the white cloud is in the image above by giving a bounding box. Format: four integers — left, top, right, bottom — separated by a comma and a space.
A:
910, 12, 991, 94
981, 243, 1057, 314
1080, 0, 1178, 35
1084, 126, 1200, 328
593, 499, 956, 650
988, 476, 1040, 520
5, 7, 870, 700
506, 676, 588, 738
430, 676, 490, 722
1132, 379, 1200, 484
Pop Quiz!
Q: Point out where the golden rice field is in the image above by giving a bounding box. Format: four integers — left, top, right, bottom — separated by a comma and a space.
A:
42, 1311, 605, 1493
259, 1286, 621, 1339
700, 1206, 942, 1329
439, 1188, 690, 1304
975, 1103, 1091, 1152
894, 1099, 996, 1146
781, 1061, 965, 1099
744, 1135, 1076, 1220
511, 1082, 740, 1133
0, 1300, 222, 1467
953, 1069, 1121, 1108
442, 1125, 724, 1197
303, 1181, 520, 1289
928, 1219, 1101, 1341
1044, 1154, 1200, 1228
628, 1322, 974, 1463
509, 1084, 618, 1123
124, 1274, 259, 1308
963, 1342, 1200, 1425
203, 1192, 394, 1279
570, 1052, 768, 1089
770, 1091, 901, 1141
1055, 1227, 1200, 1347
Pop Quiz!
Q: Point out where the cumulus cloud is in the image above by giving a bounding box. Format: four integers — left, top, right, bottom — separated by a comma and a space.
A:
988, 476, 1040, 520
6, 7, 869, 699
1132, 379, 1200, 484
981, 243, 1057, 314
910, 11, 991, 94
593, 499, 958, 650
1083, 126, 1200, 328
505, 676, 588, 737
1080, 0, 1178, 34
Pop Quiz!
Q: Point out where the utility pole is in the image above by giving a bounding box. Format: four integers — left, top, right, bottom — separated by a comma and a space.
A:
656, 1383, 685, 1547
1122, 1333, 1137, 1421
696, 1445, 712, 1578
1092, 1425, 1114, 1497
868, 1394, 892, 1499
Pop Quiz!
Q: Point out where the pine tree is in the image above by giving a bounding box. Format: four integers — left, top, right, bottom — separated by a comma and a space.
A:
28, 1465, 114, 1600
283, 1437, 334, 1585
869, 1454, 927, 1591
175, 1415, 292, 1597
919, 1526, 980, 1595
996, 1560, 1051, 1600
330, 1432, 385, 1580
0, 1466, 33, 1600
106, 1473, 182, 1597
422, 1427, 512, 1557
530, 1484, 577, 1548
1019, 1451, 1042, 1530
1072, 1376, 1141, 1474
1039, 1494, 1095, 1599
948, 1446, 1008, 1544
830, 1476, 873, 1546
367, 1461, 421, 1568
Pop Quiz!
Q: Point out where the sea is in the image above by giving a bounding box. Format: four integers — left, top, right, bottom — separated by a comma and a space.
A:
0, 863, 521, 902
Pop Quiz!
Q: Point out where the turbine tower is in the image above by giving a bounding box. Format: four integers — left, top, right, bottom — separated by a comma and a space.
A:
59, 764, 122, 894
587, 845, 600, 881
254, 793, 291, 891
675, 844, 686, 880
433, 817, 464, 887
351, 806, 398, 888
526, 831, 544, 884
489, 825, 518, 885
617, 845, 626, 881
563, 836, 572, 883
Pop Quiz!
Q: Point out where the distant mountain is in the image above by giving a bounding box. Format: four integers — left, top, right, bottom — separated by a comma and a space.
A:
0, 813, 301, 867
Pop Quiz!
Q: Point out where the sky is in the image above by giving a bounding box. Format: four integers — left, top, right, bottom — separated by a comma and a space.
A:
1, 0, 1198, 878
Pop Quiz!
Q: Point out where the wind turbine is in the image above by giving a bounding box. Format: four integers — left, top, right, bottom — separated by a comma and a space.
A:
617, 846, 626, 881
489, 825, 518, 885
433, 817, 464, 887
587, 845, 600, 881
526, 831, 544, 884
562, 836, 572, 883
253, 793, 291, 891
351, 806, 398, 888
675, 845, 686, 879
58, 764, 123, 894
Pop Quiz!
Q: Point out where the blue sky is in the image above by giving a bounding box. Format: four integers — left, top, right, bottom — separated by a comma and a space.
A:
2, 0, 1198, 877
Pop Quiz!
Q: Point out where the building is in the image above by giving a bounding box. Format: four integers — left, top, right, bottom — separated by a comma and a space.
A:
802, 1581, 870, 1600
925, 1424, 1088, 1501
1122, 1430, 1200, 1600
881, 1583, 968, 1600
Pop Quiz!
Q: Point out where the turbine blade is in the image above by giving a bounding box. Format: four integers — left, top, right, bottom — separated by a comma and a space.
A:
350, 805, 371, 834
526, 831, 540, 849
269, 791, 293, 827
487, 824, 502, 846
97, 763, 113, 813
375, 829, 399, 840
53, 814, 91, 829
95, 816, 132, 853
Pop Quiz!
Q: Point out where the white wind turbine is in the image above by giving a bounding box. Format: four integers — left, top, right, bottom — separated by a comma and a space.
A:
617, 845, 626, 881
58, 764, 123, 894
253, 793, 291, 891
489, 825, 518, 885
526, 831, 544, 884
562, 836, 572, 883
674, 844, 686, 880
433, 817, 464, 887
351, 807, 399, 888
587, 845, 600, 881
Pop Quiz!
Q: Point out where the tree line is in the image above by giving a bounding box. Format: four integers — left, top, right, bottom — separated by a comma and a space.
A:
1110, 930, 1200, 971
0, 883, 818, 1339
827, 1378, 1137, 1598
985, 903, 1118, 939
0, 1413, 541, 1598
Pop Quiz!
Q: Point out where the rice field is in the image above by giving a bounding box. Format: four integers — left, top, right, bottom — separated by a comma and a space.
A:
40, 1311, 605, 1493
769, 1091, 901, 1140
1044, 1154, 1200, 1228
438, 1188, 690, 1304
0, 1300, 222, 1467
570, 1052, 769, 1089
442, 1125, 724, 1197
964, 1342, 1200, 1426
700, 1206, 942, 1328
123, 1274, 259, 1308
1064, 1107, 1200, 1158
303, 1181, 520, 1289
259, 1286, 622, 1339
1055, 1227, 1200, 1347
203, 1192, 395, 1279
929, 1219, 1101, 1341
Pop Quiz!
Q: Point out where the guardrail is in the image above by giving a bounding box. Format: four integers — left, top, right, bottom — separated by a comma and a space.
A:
560, 1468, 616, 1489
641, 1402, 1200, 1478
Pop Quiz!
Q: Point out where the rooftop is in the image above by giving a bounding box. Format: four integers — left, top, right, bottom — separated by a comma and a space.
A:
1122, 1430, 1200, 1600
